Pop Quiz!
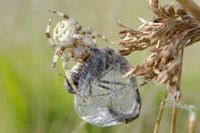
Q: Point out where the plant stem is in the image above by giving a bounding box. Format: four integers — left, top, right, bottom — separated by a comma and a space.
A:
188, 112, 195, 133
176, 0, 200, 22
170, 45, 184, 133
153, 91, 168, 133
170, 95, 178, 133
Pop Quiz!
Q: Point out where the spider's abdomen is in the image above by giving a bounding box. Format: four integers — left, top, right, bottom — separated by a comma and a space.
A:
53, 20, 77, 47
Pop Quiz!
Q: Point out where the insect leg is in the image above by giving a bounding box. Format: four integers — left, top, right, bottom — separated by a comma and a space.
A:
98, 80, 125, 86
97, 84, 113, 90
107, 106, 140, 123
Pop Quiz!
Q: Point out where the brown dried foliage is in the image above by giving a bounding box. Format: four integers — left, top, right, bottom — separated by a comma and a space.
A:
114, 0, 200, 93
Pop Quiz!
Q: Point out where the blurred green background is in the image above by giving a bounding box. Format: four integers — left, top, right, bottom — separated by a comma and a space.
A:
0, 0, 200, 133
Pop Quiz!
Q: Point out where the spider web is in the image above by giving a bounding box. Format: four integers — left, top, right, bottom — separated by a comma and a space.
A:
73, 47, 141, 127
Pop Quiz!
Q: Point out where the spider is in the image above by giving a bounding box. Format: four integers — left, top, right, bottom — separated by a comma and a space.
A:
45, 10, 108, 95
45, 11, 141, 126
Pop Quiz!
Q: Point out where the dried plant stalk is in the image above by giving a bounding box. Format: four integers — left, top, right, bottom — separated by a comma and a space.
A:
114, 0, 200, 93
171, 96, 178, 133
153, 91, 168, 133
176, 0, 200, 22
114, 0, 200, 132
188, 112, 195, 133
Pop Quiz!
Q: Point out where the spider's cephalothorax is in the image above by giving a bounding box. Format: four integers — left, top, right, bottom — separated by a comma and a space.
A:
45, 10, 108, 95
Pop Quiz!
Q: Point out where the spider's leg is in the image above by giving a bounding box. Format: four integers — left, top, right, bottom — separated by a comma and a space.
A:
73, 33, 97, 47
81, 27, 93, 34
62, 57, 81, 96
65, 70, 82, 97
48, 10, 70, 20
63, 58, 79, 94
75, 21, 82, 31
82, 27, 108, 43
73, 34, 84, 40
52, 48, 60, 68
45, 16, 56, 49
91, 31, 108, 43
64, 78, 76, 94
